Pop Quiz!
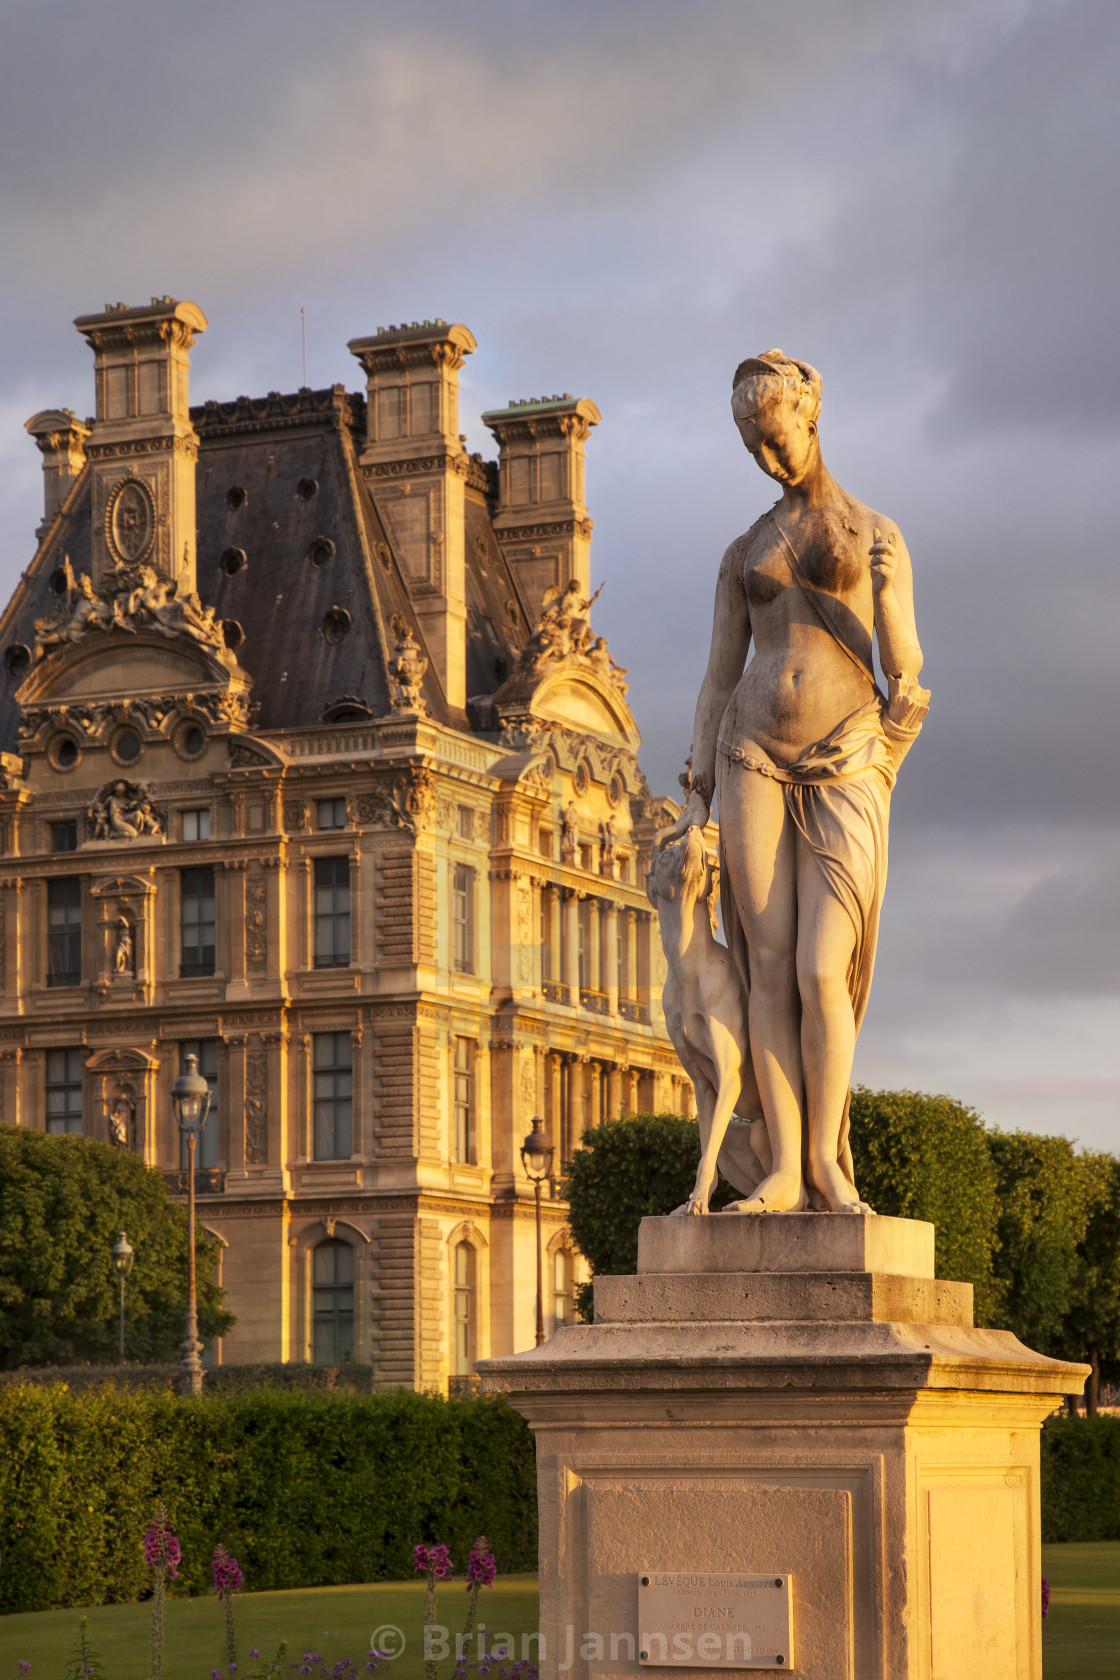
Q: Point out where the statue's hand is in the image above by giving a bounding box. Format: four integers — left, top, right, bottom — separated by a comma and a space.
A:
869, 527, 898, 596
654, 792, 710, 854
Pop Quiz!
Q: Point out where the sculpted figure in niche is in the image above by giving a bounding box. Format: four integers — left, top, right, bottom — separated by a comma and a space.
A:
109, 1089, 134, 1148
656, 350, 929, 1216
114, 915, 134, 976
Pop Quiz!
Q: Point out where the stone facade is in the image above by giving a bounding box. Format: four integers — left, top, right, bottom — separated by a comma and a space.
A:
0, 299, 692, 1386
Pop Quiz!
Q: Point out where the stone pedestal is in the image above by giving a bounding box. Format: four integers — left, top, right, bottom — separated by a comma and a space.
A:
477, 1214, 1087, 1680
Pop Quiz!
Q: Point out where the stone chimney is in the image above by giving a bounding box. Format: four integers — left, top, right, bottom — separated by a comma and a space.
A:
72, 297, 208, 595
347, 320, 477, 713
482, 394, 601, 623
24, 409, 91, 543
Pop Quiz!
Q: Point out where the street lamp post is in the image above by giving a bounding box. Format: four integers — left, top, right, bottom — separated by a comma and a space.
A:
520, 1119, 555, 1347
172, 1053, 211, 1397
110, 1231, 134, 1364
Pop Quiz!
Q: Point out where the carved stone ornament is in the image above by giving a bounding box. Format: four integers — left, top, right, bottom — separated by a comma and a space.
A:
106, 476, 156, 565
354, 768, 434, 835
86, 779, 165, 841
114, 915, 135, 977
19, 690, 254, 745
31, 558, 231, 666
514, 579, 628, 696
245, 873, 267, 972
245, 1047, 268, 1165
387, 613, 428, 713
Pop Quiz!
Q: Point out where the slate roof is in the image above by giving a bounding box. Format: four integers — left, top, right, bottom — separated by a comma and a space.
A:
0, 385, 535, 748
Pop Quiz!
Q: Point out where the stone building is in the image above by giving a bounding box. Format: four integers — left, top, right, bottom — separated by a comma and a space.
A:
0, 298, 690, 1386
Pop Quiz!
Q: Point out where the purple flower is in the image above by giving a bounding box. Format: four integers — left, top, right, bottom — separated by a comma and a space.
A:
466, 1537, 497, 1589
212, 1543, 244, 1599
19, 1665, 31, 1676
412, 1542, 453, 1580
143, 1512, 181, 1578
1041, 1575, 1050, 1618
250, 1653, 259, 1661
212, 1670, 223, 1678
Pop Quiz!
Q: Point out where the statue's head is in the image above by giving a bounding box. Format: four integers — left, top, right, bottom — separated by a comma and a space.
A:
731, 349, 822, 485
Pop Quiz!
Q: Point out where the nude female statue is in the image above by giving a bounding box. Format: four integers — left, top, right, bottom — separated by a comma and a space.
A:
657, 350, 929, 1215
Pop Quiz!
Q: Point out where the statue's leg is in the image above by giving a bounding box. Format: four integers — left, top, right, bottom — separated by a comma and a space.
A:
716, 768, 804, 1211
795, 846, 867, 1212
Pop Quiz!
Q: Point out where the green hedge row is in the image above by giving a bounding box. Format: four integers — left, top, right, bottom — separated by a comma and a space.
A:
1041, 1413, 1120, 1541
0, 1361, 379, 1394
0, 1384, 536, 1613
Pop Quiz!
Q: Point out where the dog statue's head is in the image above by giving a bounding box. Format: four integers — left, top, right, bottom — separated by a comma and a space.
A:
646, 825, 719, 929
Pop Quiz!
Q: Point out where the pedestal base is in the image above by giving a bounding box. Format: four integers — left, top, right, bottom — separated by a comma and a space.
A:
478, 1214, 1087, 1680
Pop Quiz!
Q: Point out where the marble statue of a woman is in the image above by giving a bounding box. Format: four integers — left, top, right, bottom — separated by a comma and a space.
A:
657, 349, 929, 1215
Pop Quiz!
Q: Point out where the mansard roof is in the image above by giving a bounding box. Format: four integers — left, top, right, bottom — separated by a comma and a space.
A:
0, 384, 536, 746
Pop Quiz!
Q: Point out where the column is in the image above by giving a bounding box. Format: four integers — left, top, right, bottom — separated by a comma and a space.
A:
608, 1062, 622, 1122
604, 902, 619, 1015
563, 890, 580, 1002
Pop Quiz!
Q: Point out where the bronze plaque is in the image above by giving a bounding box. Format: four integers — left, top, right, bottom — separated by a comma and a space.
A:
638, 1571, 793, 1669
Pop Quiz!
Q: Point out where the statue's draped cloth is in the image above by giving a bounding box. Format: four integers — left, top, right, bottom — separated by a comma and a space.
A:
714, 690, 924, 1204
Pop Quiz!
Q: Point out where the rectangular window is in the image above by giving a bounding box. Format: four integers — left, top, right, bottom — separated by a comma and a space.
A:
540, 888, 552, 983
452, 864, 474, 974
45, 1047, 83, 1134
312, 1239, 355, 1363
313, 1031, 353, 1160
457, 805, 473, 840
182, 809, 211, 843
453, 1037, 475, 1164
538, 828, 552, 860
50, 821, 78, 853
316, 798, 347, 832
47, 877, 82, 986
454, 1242, 475, 1376
313, 857, 351, 968
179, 1039, 219, 1170
180, 867, 216, 977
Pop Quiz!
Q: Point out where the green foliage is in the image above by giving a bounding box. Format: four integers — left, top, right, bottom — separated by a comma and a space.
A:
0, 1360, 379, 1394
1062, 1154, 1120, 1389
847, 1088, 1001, 1322
1041, 1416, 1120, 1542
565, 1113, 737, 1288
0, 1384, 535, 1613
987, 1130, 1093, 1354
64, 1616, 107, 1680
0, 1127, 232, 1368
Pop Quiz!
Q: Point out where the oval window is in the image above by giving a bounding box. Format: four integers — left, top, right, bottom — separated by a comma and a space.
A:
322, 607, 351, 645
176, 722, 206, 759
112, 729, 143, 765
226, 486, 247, 510
297, 477, 319, 501
221, 547, 247, 577
51, 735, 80, 771
4, 644, 31, 680
309, 537, 335, 567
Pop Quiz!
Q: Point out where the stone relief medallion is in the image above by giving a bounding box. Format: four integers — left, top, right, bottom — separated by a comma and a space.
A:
106, 477, 156, 565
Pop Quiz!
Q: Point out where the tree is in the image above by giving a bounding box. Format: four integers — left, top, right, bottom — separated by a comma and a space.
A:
986, 1129, 1091, 1361
0, 1127, 233, 1368
565, 1114, 737, 1315
847, 1088, 1001, 1322
1052, 1151, 1120, 1415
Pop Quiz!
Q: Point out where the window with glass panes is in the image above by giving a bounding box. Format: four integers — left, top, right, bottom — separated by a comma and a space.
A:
316, 797, 347, 831
179, 1040, 219, 1169
47, 877, 82, 986
179, 867, 216, 976
182, 809, 210, 842
453, 1037, 475, 1163
453, 1242, 474, 1376
312, 1239, 354, 1363
452, 864, 474, 973
46, 1047, 83, 1133
554, 1249, 571, 1328
50, 821, 77, 853
313, 1032, 353, 1159
313, 857, 350, 968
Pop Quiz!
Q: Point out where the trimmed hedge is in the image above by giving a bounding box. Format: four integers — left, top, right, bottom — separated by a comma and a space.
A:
1041, 1414, 1120, 1542
0, 1361, 379, 1395
0, 1384, 536, 1613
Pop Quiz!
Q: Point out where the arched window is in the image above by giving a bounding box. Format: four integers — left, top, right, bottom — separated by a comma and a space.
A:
453, 1242, 475, 1377
553, 1249, 571, 1329
312, 1239, 354, 1363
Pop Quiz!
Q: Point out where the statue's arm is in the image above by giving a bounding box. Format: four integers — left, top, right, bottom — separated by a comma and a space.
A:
870, 524, 923, 680
660, 543, 751, 845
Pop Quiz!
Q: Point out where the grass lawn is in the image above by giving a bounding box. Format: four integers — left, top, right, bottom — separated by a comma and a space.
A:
1041, 1542, 1120, 1679
4, 1549, 1117, 1678
1, 1578, 541, 1680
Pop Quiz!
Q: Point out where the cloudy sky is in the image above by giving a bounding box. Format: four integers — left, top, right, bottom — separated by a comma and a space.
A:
1, 0, 1117, 1148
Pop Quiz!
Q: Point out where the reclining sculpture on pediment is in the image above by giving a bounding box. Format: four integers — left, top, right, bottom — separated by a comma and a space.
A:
87, 779, 165, 841
32, 559, 229, 664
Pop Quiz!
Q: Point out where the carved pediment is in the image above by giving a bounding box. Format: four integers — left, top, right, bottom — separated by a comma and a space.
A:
85, 1046, 159, 1073
91, 874, 154, 899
